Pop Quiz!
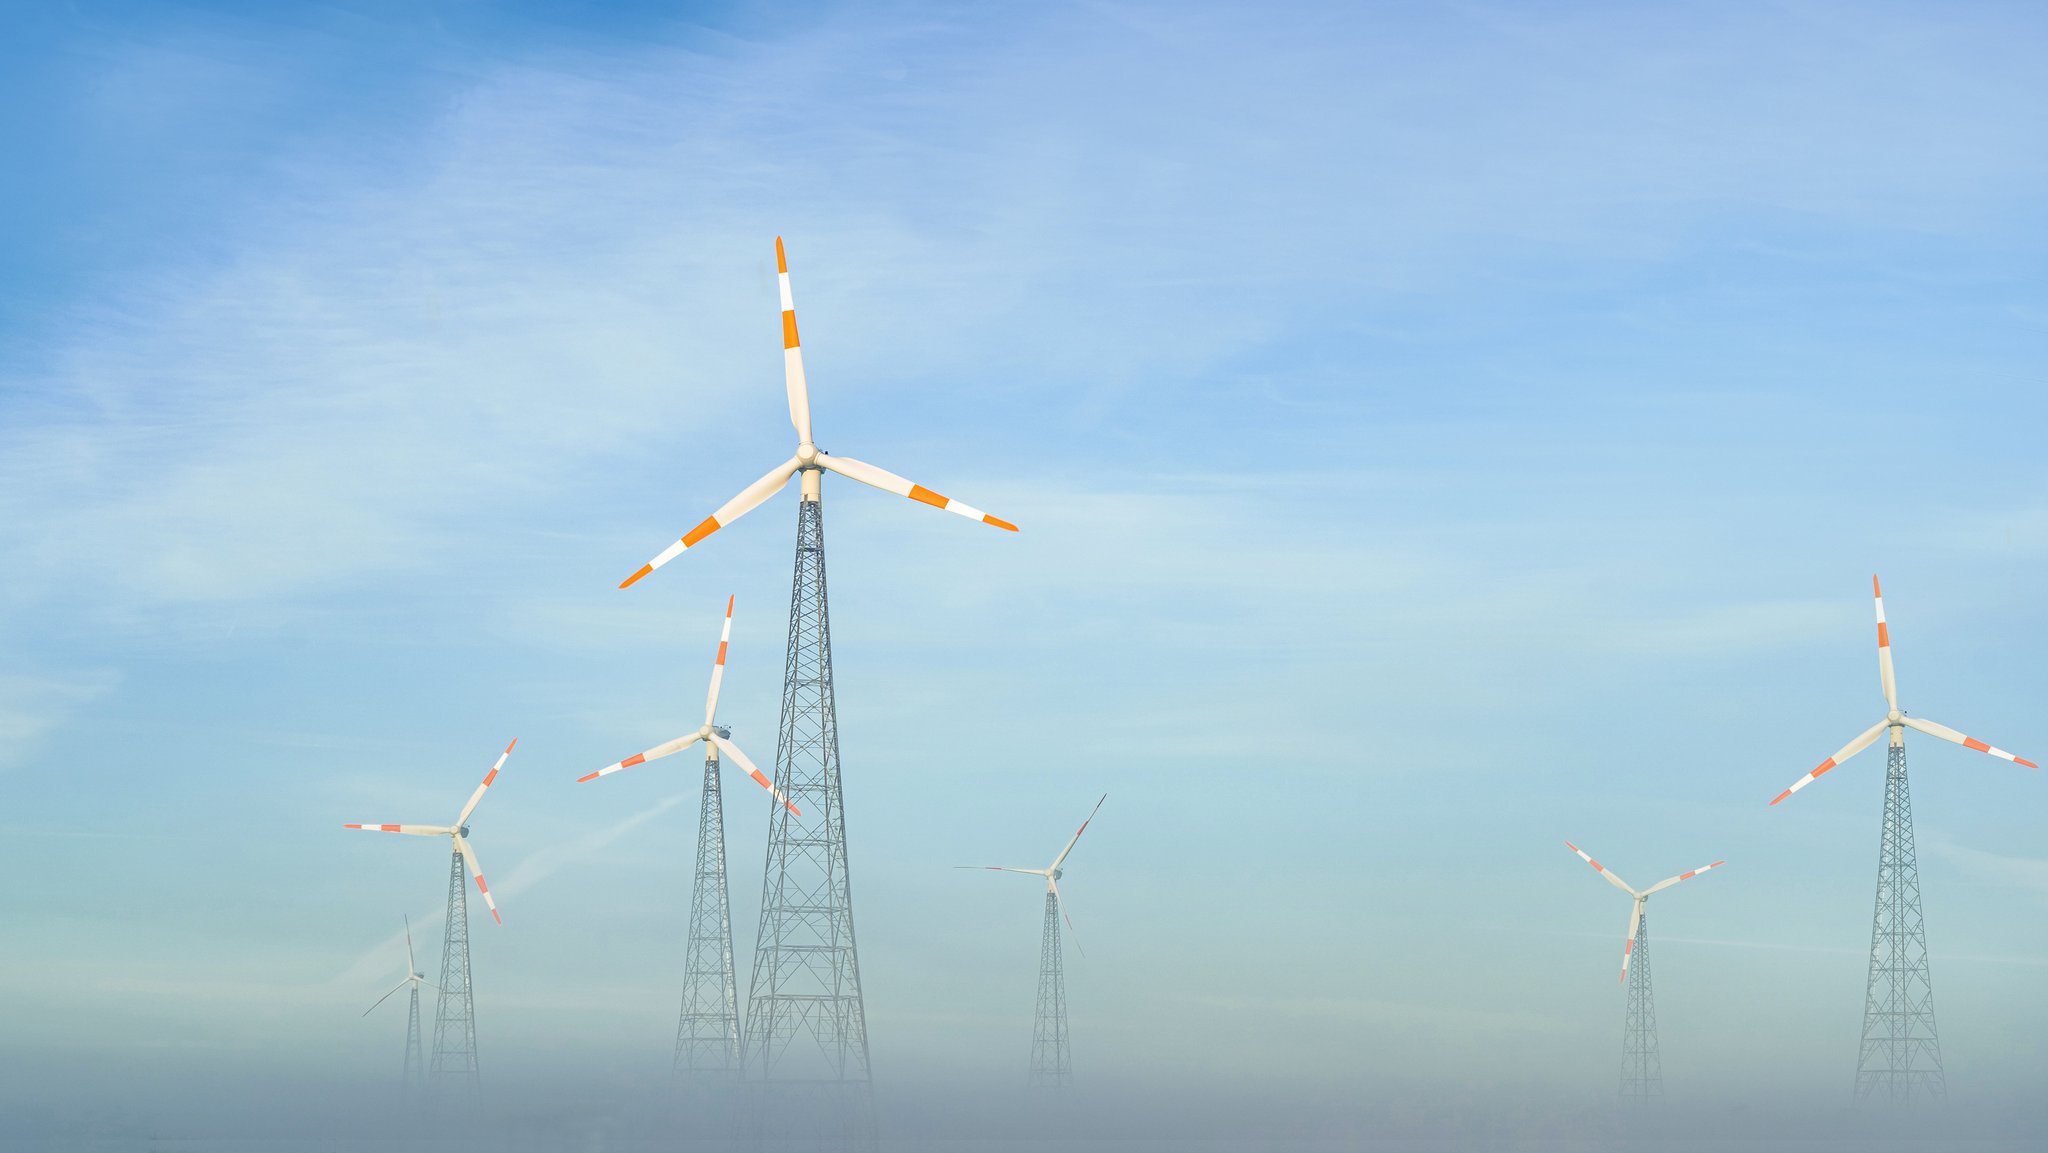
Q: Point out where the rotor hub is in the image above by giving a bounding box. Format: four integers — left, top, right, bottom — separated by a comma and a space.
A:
1888, 709, 1903, 724
797, 442, 818, 464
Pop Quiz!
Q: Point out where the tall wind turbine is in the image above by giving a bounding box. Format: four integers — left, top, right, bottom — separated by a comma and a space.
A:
1769, 576, 2036, 1103
579, 595, 795, 1081
1564, 842, 1724, 1101
618, 237, 1017, 1145
363, 915, 432, 1093
345, 739, 514, 1095
961, 795, 1107, 1088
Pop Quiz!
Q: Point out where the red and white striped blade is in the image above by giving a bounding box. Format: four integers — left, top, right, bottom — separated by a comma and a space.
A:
816, 452, 1018, 533
1873, 575, 1898, 713
1563, 840, 1637, 896
577, 733, 703, 783
1049, 794, 1107, 873
709, 733, 800, 815
620, 457, 801, 588
1902, 714, 2039, 768
454, 835, 500, 925
1770, 719, 1888, 805
1620, 900, 1643, 986
776, 237, 814, 446
704, 595, 735, 728
1642, 858, 1726, 896
344, 823, 451, 836
456, 738, 515, 828
1050, 877, 1083, 957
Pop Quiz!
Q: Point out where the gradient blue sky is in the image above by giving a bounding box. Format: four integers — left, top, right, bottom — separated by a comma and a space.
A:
4, 0, 2048, 1142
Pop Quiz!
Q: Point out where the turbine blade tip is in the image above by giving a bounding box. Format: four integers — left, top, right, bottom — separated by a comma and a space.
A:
987, 516, 1019, 532
491, 910, 503, 925
620, 564, 654, 589
576, 772, 599, 783
2020, 758, 2040, 769
1769, 791, 1790, 806
504, 738, 518, 753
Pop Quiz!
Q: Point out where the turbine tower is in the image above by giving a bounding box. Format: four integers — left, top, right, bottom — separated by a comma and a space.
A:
619, 237, 1017, 1146
345, 739, 513, 1097
1770, 576, 2036, 1103
960, 794, 1107, 1088
1563, 842, 1724, 1101
362, 915, 433, 1095
578, 595, 797, 1081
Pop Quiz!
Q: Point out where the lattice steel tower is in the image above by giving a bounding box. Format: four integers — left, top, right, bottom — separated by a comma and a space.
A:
431, 849, 480, 1096
743, 486, 877, 1149
1620, 910, 1662, 1101
1030, 890, 1071, 1088
675, 741, 742, 1079
1854, 739, 1945, 1102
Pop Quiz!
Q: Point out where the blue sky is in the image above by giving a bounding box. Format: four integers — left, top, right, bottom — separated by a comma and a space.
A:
4, 0, 2048, 1142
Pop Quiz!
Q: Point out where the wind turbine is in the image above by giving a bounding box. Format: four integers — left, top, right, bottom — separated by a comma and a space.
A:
578, 595, 792, 1080
1564, 841, 1723, 1101
344, 739, 514, 1092
615, 238, 1018, 1138
961, 794, 1107, 1088
1768, 575, 2036, 1103
616, 236, 1016, 590
363, 915, 432, 1091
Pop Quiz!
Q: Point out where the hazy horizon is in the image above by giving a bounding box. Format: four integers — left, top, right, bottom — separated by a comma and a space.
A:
5, 1, 2048, 1149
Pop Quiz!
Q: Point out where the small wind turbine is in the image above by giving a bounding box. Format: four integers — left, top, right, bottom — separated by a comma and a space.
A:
617, 236, 1016, 589
343, 739, 514, 1089
960, 794, 1106, 1088
578, 594, 798, 815
363, 915, 432, 1088
1564, 841, 1723, 1101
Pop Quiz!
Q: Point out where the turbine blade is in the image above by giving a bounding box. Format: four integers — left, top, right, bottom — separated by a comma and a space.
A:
343, 824, 450, 836
816, 452, 1017, 532
1770, 719, 1889, 805
710, 733, 800, 815
1903, 715, 2038, 768
1642, 858, 1727, 896
1620, 900, 1643, 986
578, 733, 703, 783
363, 979, 410, 1017
776, 237, 813, 445
404, 915, 416, 974
954, 866, 1046, 874
454, 836, 500, 925
1873, 575, 1898, 713
1563, 840, 1637, 896
455, 738, 515, 828
1051, 878, 1083, 957
704, 594, 735, 728
620, 457, 801, 588
1049, 794, 1107, 873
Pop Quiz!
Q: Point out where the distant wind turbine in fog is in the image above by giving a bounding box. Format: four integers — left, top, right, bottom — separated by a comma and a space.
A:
1769, 576, 2036, 1103
961, 794, 1107, 1089
579, 594, 786, 1080
362, 915, 433, 1094
344, 739, 514, 1096
1564, 841, 1724, 1102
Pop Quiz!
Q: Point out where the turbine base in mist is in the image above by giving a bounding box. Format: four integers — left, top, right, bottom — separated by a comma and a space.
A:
675, 744, 742, 1081
1855, 741, 1945, 1103
1621, 910, 1660, 1101
742, 495, 877, 1150
1031, 889, 1071, 1088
